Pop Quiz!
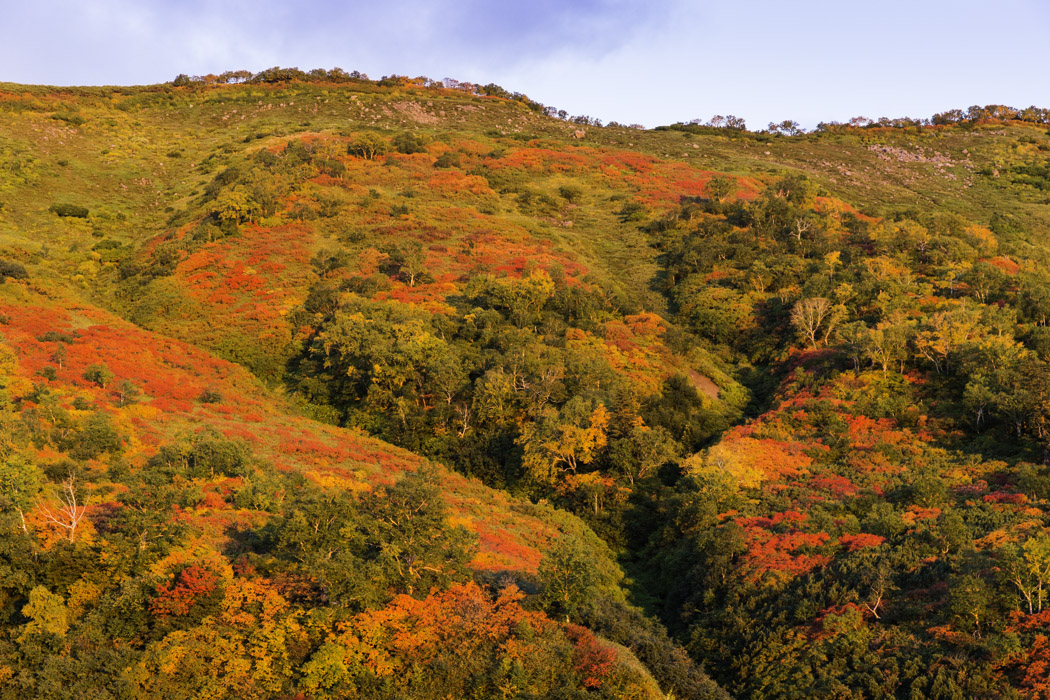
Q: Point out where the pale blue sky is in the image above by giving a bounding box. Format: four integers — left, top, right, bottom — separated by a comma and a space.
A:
3, 0, 1048, 128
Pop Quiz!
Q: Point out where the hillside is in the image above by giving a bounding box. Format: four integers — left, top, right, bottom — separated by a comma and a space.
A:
2, 73, 1050, 699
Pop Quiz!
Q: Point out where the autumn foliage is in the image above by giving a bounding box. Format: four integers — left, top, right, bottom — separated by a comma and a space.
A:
3, 74, 1050, 700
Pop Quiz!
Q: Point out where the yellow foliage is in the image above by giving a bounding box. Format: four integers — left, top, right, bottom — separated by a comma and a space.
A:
123, 403, 161, 421
975, 529, 1011, 550
965, 224, 997, 255
67, 579, 103, 618
447, 515, 473, 530
220, 578, 290, 625
685, 436, 813, 490
130, 615, 305, 700
18, 586, 69, 641
683, 446, 764, 491
149, 545, 234, 580
77, 260, 100, 278
303, 468, 367, 491
521, 404, 609, 482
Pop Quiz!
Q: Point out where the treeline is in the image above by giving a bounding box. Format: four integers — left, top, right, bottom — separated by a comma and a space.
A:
169, 66, 629, 128
659, 103, 1050, 138
172, 67, 550, 113
817, 103, 1050, 132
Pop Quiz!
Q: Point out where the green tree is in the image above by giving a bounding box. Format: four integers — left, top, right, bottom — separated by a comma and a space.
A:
705, 175, 735, 203
363, 467, 476, 596
519, 399, 610, 484
0, 455, 41, 533
82, 363, 113, 388
116, 379, 139, 407
1002, 531, 1050, 614
383, 240, 427, 287
467, 269, 556, 328
346, 132, 390, 160
392, 132, 431, 154
18, 586, 69, 641
539, 532, 624, 620
675, 281, 754, 345
947, 574, 997, 637
212, 184, 258, 225
50, 343, 67, 369
608, 422, 679, 486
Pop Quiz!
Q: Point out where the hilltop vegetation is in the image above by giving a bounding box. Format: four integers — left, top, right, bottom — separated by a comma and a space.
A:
1, 69, 1050, 698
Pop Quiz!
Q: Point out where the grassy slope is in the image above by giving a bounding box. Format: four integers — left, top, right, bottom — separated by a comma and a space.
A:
5, 81, 1045, 315
1, 81, 758, 396
2, 78, 1048, 696
0, 79, 716, 698
1, 81, 701, 571
2, 79, 1045, 527
2, 78, 1045, 513
0, 279, 559, 575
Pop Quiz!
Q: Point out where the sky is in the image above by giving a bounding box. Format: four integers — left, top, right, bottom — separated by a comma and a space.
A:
3, 0, 1049, 129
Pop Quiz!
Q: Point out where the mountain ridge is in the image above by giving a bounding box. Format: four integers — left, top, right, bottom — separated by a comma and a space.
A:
2, 75, 1050, 698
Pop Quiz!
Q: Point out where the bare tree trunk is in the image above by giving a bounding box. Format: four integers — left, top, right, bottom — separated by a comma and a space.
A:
39, 477, 86, 542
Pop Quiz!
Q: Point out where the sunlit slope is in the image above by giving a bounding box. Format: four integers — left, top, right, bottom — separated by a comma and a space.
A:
0, 81, 755, 406
0, 280, 562, 574
3, 76, 1048, 700
4, 81, 1044, 386
0, 276, 699, 696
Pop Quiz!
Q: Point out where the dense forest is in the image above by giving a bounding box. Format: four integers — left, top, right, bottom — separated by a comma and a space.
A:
1, 70, 1050, 698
